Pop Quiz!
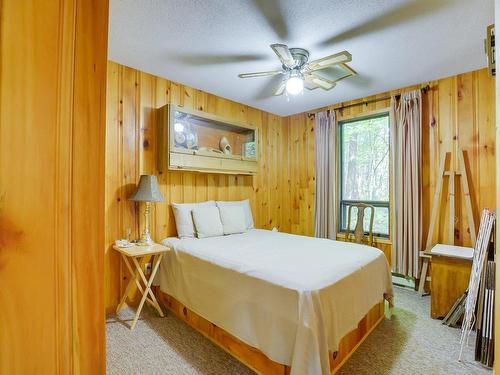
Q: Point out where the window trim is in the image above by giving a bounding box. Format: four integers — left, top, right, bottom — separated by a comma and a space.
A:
338, 112, 391, 238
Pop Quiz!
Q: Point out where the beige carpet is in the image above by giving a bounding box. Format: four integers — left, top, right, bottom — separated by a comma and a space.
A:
107, 287, 492, 374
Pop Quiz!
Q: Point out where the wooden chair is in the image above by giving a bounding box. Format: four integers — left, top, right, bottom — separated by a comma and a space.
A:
345, 203, 375, 246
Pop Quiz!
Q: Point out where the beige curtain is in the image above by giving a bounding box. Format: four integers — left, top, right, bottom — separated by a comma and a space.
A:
390, 90, 422, 277
314, 110, 336, 239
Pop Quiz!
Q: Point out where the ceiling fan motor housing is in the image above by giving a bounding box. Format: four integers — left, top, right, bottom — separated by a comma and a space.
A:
288, 48, 309, 69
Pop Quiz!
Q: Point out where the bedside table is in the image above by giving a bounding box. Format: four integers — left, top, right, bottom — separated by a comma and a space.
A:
114, 243, 170, 330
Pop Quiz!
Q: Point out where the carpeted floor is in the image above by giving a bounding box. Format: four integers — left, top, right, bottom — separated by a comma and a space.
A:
106, 287, 491, 374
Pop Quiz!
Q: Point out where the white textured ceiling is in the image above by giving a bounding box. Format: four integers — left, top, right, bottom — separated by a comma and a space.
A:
108, 0, 494, 116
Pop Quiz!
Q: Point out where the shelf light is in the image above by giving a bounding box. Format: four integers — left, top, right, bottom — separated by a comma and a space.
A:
174, 122, 184, 132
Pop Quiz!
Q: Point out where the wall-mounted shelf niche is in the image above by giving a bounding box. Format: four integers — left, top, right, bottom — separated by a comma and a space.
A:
157, 105, 258, 175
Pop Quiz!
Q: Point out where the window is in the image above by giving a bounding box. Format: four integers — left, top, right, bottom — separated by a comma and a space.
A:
339, 113, 390, 237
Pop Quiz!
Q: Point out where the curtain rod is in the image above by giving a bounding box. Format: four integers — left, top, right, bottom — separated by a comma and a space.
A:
306, 85, 431, 118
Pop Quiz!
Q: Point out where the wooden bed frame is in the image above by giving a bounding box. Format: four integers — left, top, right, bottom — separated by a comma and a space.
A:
157, 291, 385, 375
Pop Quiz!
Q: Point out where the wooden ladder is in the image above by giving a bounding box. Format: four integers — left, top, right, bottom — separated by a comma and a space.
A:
417, 150, 476, 295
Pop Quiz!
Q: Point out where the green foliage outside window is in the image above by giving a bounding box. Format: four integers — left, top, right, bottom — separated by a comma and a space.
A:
339, 113, 390, 236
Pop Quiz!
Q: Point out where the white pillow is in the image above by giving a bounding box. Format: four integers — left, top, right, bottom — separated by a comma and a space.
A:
218, 206, 247, 235
216, 199, 254, 229
192, 206, 224, 238
172, 200, 215, 238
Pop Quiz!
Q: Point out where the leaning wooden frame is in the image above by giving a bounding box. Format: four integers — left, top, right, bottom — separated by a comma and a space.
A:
157, 291, 386, 375
459, 209, 496, 361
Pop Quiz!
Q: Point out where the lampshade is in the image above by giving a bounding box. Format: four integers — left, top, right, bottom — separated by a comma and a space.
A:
129, 175, 164, 202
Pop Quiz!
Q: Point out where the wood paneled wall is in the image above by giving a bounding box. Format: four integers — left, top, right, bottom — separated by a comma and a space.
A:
285, 68, 496, 262
0, 0, 108, 373
105, 61, 293, 311
105, 63, 495, 311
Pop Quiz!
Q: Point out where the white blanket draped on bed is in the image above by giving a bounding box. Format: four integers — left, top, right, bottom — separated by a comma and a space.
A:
158, 229, 393, 375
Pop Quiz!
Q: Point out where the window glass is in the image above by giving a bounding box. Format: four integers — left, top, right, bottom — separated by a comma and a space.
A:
339, 113, 390, 237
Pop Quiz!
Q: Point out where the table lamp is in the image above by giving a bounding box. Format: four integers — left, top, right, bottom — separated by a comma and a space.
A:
129, 175, 164, 246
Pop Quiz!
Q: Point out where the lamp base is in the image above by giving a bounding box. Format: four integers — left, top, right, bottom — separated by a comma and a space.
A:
136, 231, 155, 246
136, 201, 155, 246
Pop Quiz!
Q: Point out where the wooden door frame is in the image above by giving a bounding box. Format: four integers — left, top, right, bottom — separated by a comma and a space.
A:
0, 0, 109, 373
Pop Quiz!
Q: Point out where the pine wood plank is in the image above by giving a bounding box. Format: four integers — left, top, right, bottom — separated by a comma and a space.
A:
430, 255, 472, 318
0, 0, 108, 372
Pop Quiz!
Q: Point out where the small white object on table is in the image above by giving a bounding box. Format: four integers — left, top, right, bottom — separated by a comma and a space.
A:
113, 243, 170, 329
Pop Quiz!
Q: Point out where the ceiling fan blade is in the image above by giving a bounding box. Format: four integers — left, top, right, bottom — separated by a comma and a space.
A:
338, 63, 357, 77
270, 44, 295, 68
304, 80, 319, 90
305, 73, 336, 90
306, 51, 352, 71
238, 70, 282, 78
318, 0, 453, 47
274, 81, 286, 96
173, 53, 267, 66
251, 0, 288, 40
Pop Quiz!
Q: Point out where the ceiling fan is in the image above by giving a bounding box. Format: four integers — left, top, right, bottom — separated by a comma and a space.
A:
238, 44, 357, 96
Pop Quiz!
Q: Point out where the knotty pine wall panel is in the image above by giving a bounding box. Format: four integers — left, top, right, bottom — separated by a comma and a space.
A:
105, 61, 290, 311
284, 68, 496, 264
1, 0, 108, 372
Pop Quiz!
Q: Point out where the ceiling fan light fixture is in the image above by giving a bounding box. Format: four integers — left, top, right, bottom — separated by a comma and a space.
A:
285, 72, 304, 95
238, 44, 356, 97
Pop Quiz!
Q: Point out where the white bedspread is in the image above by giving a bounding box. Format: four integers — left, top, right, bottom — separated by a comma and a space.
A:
158, 229, 393, 375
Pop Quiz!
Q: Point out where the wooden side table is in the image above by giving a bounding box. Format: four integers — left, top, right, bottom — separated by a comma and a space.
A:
429, 244, 473, 319
113, 243, 170, 329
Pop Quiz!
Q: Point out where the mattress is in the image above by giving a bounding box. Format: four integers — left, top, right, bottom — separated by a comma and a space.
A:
158, 229, 393, 375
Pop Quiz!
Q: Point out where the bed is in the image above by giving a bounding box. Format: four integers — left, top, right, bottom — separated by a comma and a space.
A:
156, 228, 393, 375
